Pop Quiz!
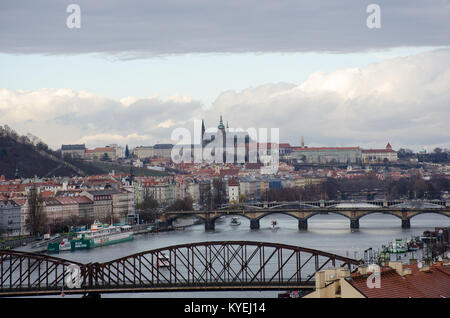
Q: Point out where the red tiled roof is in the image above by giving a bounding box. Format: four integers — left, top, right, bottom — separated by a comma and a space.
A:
40, 190, 56, 197
291, 147, 361, 151
71, 196, 93, 204
245, 163, 263, 170
219, 169, 240, 177
55, 197, 78, 205
347, 263, 450, 298
362, 149, 396, 153
228, 177, 239, 186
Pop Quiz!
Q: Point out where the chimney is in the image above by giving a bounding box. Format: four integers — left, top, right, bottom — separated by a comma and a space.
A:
409, 258, 417, 265
420, 265, 431, 272
357, 265, 368, 275
315, 271, 326, 289
402, 268, 412, 276
388, 261, 404, 276
336, 268, 350, 278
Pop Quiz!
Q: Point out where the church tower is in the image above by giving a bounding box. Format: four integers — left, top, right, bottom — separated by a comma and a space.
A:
201, 119, 206, 140
218, 114, 226, 163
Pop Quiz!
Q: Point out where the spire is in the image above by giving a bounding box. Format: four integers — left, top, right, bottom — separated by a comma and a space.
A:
201, 119, 205, 138
301, 136, 305, 148
218, 114, 225, 130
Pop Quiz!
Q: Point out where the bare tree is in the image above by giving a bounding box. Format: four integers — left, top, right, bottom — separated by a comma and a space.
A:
136, 187, 159, 223
26, 186, 47, 236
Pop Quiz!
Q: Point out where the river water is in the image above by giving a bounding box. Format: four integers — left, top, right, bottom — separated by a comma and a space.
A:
44, 213, 449, 298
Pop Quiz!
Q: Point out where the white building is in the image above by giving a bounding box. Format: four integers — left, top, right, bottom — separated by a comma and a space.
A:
227, 177, 240, 203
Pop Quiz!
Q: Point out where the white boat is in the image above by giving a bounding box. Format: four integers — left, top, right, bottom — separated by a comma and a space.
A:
230, 217, 241, 226
157, 252, 170, 268
388, 238, 408, 254
70, 220, 134, 250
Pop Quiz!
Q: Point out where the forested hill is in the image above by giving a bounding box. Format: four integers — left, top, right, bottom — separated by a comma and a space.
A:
0, 125, 104, 179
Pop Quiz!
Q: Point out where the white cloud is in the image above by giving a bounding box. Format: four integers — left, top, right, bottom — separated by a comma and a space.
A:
77, 133, 150, 145
208, 49, 450, 150
0, 50, 449, 151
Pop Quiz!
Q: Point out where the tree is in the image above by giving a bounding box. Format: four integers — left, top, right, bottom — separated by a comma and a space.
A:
212, 178, 227, 207
136, 188, 159, 223
26, 187, 47, 236
125, 145, 130, 158
167, 197, 193, 211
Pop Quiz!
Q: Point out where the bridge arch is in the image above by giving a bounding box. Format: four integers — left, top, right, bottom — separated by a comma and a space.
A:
0, 241, 362, 296
407, 210, 450, 220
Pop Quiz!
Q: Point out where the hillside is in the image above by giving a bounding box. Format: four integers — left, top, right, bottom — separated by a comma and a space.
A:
0, 125, 104, 178
0, 125, 170, 179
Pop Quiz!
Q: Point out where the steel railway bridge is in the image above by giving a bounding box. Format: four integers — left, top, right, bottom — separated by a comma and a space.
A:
160, 200, 450, 230
0, 241, 362, 297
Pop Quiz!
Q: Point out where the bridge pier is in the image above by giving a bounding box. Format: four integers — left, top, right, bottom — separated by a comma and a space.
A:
250, 219, 260, 230
298, 218, 308, 230
350, 219, 359, 230
205, 219, 215, 231
401, 219, 411, 229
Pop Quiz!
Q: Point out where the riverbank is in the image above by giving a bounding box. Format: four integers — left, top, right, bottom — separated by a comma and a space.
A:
11, 216, 203, 254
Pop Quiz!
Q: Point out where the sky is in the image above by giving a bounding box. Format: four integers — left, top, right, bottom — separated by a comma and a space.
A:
0, 0, 449, 151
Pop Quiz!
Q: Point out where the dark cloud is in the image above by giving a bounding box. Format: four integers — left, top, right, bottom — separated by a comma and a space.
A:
1, 0, 449, 57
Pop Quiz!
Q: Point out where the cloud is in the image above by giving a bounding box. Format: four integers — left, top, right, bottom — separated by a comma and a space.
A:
0, 0, 449, 57
0, 49, 449, 151
207, 49, 450, 150
77, 133, 150, 145
0, 88, 204, 149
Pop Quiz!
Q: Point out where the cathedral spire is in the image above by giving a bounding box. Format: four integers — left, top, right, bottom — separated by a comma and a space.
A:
218, 114, 225, 130
201, 119, 205, 138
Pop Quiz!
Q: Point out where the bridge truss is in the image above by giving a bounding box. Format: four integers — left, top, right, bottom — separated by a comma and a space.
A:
0, 241, 362, 296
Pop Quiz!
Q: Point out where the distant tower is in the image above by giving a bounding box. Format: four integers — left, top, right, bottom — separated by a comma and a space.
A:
218, 114, 226, 163
386, 142, 392, 150
218, 114, 225, 130
201, 119, 206, 140
301, 136, 305, 148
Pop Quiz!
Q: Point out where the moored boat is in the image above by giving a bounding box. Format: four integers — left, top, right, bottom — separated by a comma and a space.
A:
387, 238, 408, 254
70, 220, 134, 251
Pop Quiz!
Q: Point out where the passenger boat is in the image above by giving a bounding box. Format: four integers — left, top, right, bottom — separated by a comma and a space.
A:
47, 238, 71, 254
157, 252, 170, 268
407, 237, 423, 251
230, 217, 241, 226
387, 238, 408, 254
70, 220, 134, 251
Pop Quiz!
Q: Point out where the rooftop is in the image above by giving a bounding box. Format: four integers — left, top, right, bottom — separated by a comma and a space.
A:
346, 262, 450, 298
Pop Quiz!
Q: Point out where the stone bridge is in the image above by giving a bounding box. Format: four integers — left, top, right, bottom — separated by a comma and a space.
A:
159, 200, 450, 230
